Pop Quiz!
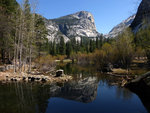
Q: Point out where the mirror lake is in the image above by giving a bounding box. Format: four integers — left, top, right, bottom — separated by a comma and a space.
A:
0, 63, 149, 113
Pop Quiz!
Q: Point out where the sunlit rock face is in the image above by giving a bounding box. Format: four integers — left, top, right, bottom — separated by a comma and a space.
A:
105, 15, 135, 38
105, 0, 150, 38
45, 11, 100, 43
49, 77, 99, 103
45, 19, 70, 43
130, 0, 150, 32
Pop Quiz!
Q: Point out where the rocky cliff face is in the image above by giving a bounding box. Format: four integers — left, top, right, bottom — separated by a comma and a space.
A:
106, 15, 135, 38
130, 0, 150, 31
106, 0, 150, 38
45, 11, 100, 42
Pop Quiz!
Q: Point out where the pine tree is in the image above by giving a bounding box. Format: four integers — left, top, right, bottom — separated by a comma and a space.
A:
59, 36, 65, 55
96, 37, 99, 49
51, 41, 56, 56
89, 40, 94, 52
56, 43, 60, 55
71, 38, 77, 53
99, 35, 104, 48
0, 0, 18, 64
35, 14, 48, 57
66, 42, 72, 58
85, 39, 90, 53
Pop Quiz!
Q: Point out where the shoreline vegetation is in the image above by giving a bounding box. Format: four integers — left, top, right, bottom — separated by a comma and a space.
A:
0, 57, 149, 87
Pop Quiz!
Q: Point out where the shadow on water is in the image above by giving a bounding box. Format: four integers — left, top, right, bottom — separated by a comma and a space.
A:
0, 63, 149, 113
132, 88, 150, 113
127, 80, 150, 113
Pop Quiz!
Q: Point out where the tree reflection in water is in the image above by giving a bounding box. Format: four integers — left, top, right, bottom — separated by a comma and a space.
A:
0, 63, 149, 113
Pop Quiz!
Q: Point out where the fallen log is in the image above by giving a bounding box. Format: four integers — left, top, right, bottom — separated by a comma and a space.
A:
125, 71, 150, 88
131, 72, 150, 83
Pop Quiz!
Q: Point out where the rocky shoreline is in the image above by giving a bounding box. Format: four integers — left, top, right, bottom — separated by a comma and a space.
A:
0, 71, 73, 83
0, 64, 73, 83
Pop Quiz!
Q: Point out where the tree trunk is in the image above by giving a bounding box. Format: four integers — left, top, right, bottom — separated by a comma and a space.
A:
29, 46, 32, 72
125, 71, 150, 89
1, 49, 5, 64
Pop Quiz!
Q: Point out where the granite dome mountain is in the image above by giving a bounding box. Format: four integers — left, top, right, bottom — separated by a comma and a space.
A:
45, 11, 100, 42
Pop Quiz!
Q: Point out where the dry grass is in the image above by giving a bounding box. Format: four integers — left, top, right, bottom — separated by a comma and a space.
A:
63, 59, 72, 63
112, 68, 129, 75
132, 59, 147, 64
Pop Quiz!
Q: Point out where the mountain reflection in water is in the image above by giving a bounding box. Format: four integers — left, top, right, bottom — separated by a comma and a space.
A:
49, 77, 98, 103
0, 63, 149, 113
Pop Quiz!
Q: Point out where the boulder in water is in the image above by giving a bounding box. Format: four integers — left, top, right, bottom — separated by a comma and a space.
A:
56, 69, 64, 77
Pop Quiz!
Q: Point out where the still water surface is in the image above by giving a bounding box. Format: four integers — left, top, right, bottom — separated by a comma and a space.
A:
0, 63, 149, 113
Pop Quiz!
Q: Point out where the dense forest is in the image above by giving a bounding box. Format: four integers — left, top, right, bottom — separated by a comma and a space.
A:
1, 0, 150, 73
0, 0, 48, 72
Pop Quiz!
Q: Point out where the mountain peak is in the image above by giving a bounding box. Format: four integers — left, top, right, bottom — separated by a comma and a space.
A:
75, 11, 92, 16
76, 11, 90, 14
71, 11, 95, 23
45, 11, 99, 42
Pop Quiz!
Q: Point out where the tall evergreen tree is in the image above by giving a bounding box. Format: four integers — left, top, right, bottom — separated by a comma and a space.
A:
59, 36, 65, 55
51, 41, 56, 56
96, 37, 99, 49
35, 14, 48, 56
56, 43, 60, 55
71, 38, 77, 53
0, 0, 18, 64
66, 42, 72, 58
86, 40, 90, 53
89, 40, 94, 52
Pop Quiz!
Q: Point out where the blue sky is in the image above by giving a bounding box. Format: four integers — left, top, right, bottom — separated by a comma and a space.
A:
17, 0, 141, 34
